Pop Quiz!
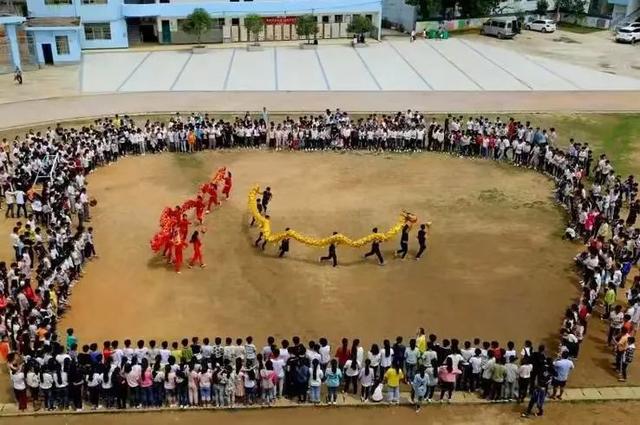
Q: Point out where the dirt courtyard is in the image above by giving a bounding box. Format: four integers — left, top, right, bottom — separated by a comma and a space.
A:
39, 150, 575, 351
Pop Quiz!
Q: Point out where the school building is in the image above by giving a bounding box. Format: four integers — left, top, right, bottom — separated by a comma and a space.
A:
21, 0, 382, 65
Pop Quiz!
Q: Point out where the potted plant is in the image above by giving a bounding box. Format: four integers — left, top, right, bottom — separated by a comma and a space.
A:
296, 14, 319, 49
245, 14, 265, 51
182, 8, 212, 53
347, 15, 375, 47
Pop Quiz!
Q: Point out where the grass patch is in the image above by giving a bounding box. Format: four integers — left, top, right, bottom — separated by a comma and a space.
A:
557, 22, 605, 34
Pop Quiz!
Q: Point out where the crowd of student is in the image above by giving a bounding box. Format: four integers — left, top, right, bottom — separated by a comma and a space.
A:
6, 332, 580, 414
0, 110, 638, 416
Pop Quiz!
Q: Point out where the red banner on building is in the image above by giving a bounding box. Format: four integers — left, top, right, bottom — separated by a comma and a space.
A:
263, 16, 298, 25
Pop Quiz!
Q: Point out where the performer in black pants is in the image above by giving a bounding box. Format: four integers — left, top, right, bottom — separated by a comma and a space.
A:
320, 232, 338, 267
250, 198, 262, 226
364, 227, 384, 265
278, 228, 290, 258
254, 215, 270, 250
395, 224, 409, 259
261, 187, 273, 213
415, 224, 427, 260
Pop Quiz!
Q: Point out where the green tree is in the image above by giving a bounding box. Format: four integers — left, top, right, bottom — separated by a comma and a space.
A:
557, 0, 587, 20
296, 14, 319, 44
347, 15, 374, 38
535, 0, 549, 15
456, 0, 499, 17
244, 14, 264, 45
181, 8, 212, 45
405, 0, 442, 20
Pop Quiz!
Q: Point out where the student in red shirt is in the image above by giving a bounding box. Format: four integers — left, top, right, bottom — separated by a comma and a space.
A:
335, 338, 352, 369
102, 341, 113, 363
188, 231, 205, 268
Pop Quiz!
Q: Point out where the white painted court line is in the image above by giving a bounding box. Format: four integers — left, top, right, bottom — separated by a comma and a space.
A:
359, 43, 430, 91
430, 39, 528, 90
460, 39, 577, 91
277, 47, 328, 91
172, 50, 234, 91
458, 39, 533, 90
402, 41, 481, 90
531, 55, 640, 91
226, 48, 276, 91
119, 51, 190, 92
315, 45, 378, 91
82, 52, 150, 93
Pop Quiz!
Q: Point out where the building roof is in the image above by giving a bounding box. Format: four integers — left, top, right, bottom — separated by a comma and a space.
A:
26, 17, 80, 28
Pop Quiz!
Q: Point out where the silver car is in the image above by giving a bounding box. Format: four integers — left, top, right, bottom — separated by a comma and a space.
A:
481, 18, 518, 39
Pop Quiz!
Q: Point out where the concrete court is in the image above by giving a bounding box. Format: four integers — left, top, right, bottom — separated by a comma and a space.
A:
81, 39, 640, 93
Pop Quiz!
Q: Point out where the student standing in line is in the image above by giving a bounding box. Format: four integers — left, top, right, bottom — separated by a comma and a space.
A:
324, 359, 342, 405
383, 361, 404, 404
437, 357, 461, 402
308, 359, 323, 404
412, 365, 428, 411
619, 336, 635, 382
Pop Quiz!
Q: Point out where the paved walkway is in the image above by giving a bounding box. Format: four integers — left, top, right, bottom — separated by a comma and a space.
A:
81, 39, 640, 93
1, 387, 639, 416
0, 91, 639, 130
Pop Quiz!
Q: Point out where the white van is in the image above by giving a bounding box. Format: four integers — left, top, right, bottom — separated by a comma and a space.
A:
481, 17, 518, 39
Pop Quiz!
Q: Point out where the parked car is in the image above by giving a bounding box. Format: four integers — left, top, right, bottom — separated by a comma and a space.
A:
615, 21, 640, 31
481, 17, 518, 39
525, 19, 556, 33
615, 26, 640, 44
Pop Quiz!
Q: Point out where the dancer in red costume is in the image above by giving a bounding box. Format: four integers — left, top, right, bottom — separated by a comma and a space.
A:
163, 230, 175, 259
206, 184, 219, 213
188, 231, 205, 268
222, 172, 233, 199
178, 214, 190, 240
173, 235, 188, 273
195, 195, 205, 224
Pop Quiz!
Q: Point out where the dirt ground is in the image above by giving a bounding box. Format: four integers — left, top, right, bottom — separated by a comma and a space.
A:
43, 151, 578, 345
8, 400, 640, 425
462, 30, 640, 80
1, 147, 635, 395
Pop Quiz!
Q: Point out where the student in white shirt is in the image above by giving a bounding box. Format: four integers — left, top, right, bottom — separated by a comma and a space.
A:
358, 359, 375, 401
308, 359, 324, 403
343, 356, 361, 394
39, 367, 55, 411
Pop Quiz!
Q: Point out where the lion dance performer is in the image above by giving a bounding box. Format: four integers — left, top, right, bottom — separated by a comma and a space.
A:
189, 231, 205, 268
173, 235, 188, 273
222, 172, 233, 199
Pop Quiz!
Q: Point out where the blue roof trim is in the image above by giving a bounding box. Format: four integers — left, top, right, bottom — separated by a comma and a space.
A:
122, 0, 382, 18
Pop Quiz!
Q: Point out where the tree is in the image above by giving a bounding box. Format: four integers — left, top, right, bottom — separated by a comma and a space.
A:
244, 14, 264, 45
347, 15, 374, 38
456, 0, 500, 17
535, 0, 549, 15
405, 0, 442, 20
296, 14, 319, 44
557, 0, 587, 21
181, 8, 212, 46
